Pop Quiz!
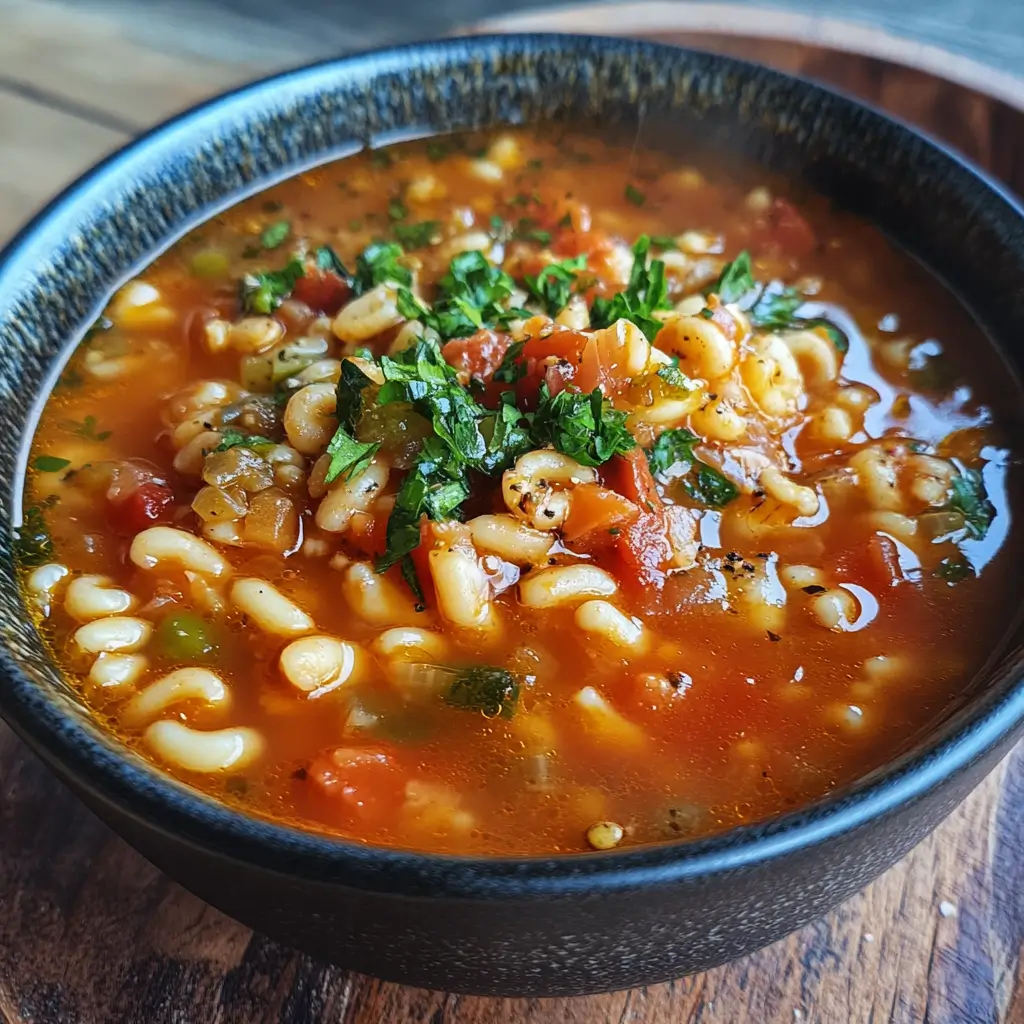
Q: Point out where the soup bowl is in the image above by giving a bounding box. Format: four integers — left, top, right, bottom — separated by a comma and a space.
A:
2, 34, 1024, 997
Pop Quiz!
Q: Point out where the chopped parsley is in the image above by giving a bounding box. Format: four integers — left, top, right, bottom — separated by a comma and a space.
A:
624, 183, 646, 207
323, 427, 380, 485
213, 429, 275, 453
493, 340, 526, 384
397, 250, 527, 341
388, 198, 409, 222
646, 428, 738, 508
336, 357, 377, 431
445, 665, 520, 718
58, 415, 111, 442
948, 465, 995, 540
14, 500, 54, 567
936, 556, 974, 584
651, 235, 678, 250
524, 255, 586, 317
239, 256, 305, 314
31, 455, 71, 473
709, 250, 755, 304
531, 385, 636, 468
426, 140, 452, 162
392, 220, 441, 250
354, 241, 411, 292
260, 220, 290, 250
590, 235, 671, 339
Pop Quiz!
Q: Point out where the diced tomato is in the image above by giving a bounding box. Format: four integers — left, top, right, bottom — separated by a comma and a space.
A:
307, 746, 405, 826
292, 270, 351, 315
601, 449, 661, 510
516, 328, 589, 407
837, 533, 918, 594
601, 509, 675, 595
753, 198, 817, 259
107, 482, 175, 536
442, 329, 513, 406
562, 483, 641, 552
543, 360, 575, 398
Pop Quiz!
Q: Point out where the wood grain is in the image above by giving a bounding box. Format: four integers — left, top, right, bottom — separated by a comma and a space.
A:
3, 7, 1024, 1023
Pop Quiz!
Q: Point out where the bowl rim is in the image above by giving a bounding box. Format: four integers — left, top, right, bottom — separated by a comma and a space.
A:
3, 31, 1024, 899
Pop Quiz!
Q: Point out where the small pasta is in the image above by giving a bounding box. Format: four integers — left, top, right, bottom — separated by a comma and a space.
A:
279, 635, 364, 695
131, 527, 231, 579
574, 600, 647, 650
121, 667, 230, 727
144, 721, 264, 773
64, 574, 137, 622
519, 565, 618, 609
342, 562, 422, 626
230, 578, 315, 636
73, 616, 153, 655
468, 514, 554, 565
332, 284, 403, 343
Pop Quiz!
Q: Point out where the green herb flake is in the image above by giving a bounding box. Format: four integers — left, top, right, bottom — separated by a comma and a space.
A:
370, 150, 393, 168
493, 340, 526, 384
625, 183, 646, 207
354, 241, 411, 292
31, 455, 71, 473
590, 235, 671, 340
531, 385, 636, 467
213, 429, 275, 453
14, 500, 55, 567
260, 220, 291, 250
709, 250, 755, 304
524, 255, 586, 317
948, 466, 995, 540
58, 415, 111, 442
936, 556, 974, 584
646, 428, 738, 509
393, 220, 441, 250
426, 140, 452, 162
323, 427, 380, 485
239, 256, 305, 314
651, 235, 678, 250
445, 665, 520, 718
388, 198, 409, 222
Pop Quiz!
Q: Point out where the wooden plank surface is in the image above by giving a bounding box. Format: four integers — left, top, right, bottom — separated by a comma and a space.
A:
2, 5, 1024, 1022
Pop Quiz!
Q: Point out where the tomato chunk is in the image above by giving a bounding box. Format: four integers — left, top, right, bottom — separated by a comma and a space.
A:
516, 328, 588, 407
754, 198, 818, 259
108, 482, 175, 536
291, 270, 351, 315
442, 329, 513, 406
602, 509, 675, 595
562, 483, 641, 552
307, 746, 405, 826
601, 449, 661, 509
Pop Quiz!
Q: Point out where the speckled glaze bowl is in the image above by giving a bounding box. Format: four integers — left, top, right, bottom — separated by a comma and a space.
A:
2, 34, 1024, 997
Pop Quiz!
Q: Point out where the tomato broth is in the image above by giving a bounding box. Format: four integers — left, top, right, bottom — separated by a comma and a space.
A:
18, 129, 1020, 855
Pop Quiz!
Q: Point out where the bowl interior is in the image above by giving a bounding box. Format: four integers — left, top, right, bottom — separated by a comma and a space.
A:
2, 33, 1024, 891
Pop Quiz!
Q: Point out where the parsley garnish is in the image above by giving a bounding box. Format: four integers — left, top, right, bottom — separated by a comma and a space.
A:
393, 220, 441, 249
354, 241, 411, 292
213, 429, 275, 453
625, 183, 646, 207
651, 235, 678, 250
336, 357, 376, 431
710, 250, 755, 304
524, 255, 587, 317
314, 245, 352, 282
590, 235, 671, 340
515, 218, 552, 245
493, 341, 526, 384
14, 500, 55, 567
370, 150, 392, 168
936, 556, 974, 584
240, 256, 305, 314
748, 285, 803, 329
388, 198, 409, 222
426, 141, 451, 162
397, 250, 526, 341
531, 385, 636, 467
445, 665, 520, 718
948, 466, 995, 540
260, 220, 290, 249
58, 415, 111, 442
31, 456, 71, 473
323, 427, 380, 485
646, 428, 738, 508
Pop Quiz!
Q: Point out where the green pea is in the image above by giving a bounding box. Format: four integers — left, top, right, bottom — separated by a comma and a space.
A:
189, 249, 231, 278
156, 611, 220, 663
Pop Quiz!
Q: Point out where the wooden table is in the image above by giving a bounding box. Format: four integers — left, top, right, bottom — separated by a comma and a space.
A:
3, 4, 1024, 1021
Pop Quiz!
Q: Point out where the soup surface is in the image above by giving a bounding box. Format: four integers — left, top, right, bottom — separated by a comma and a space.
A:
18, 129, 1019, 855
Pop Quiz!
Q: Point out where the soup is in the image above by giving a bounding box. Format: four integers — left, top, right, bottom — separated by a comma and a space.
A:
17, 130, 1018, 855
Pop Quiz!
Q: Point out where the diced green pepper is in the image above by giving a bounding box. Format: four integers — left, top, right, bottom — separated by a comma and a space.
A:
156, 611, 220, 663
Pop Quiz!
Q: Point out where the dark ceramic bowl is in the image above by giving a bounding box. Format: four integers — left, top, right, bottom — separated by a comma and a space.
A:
2, 33, 1024, 997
